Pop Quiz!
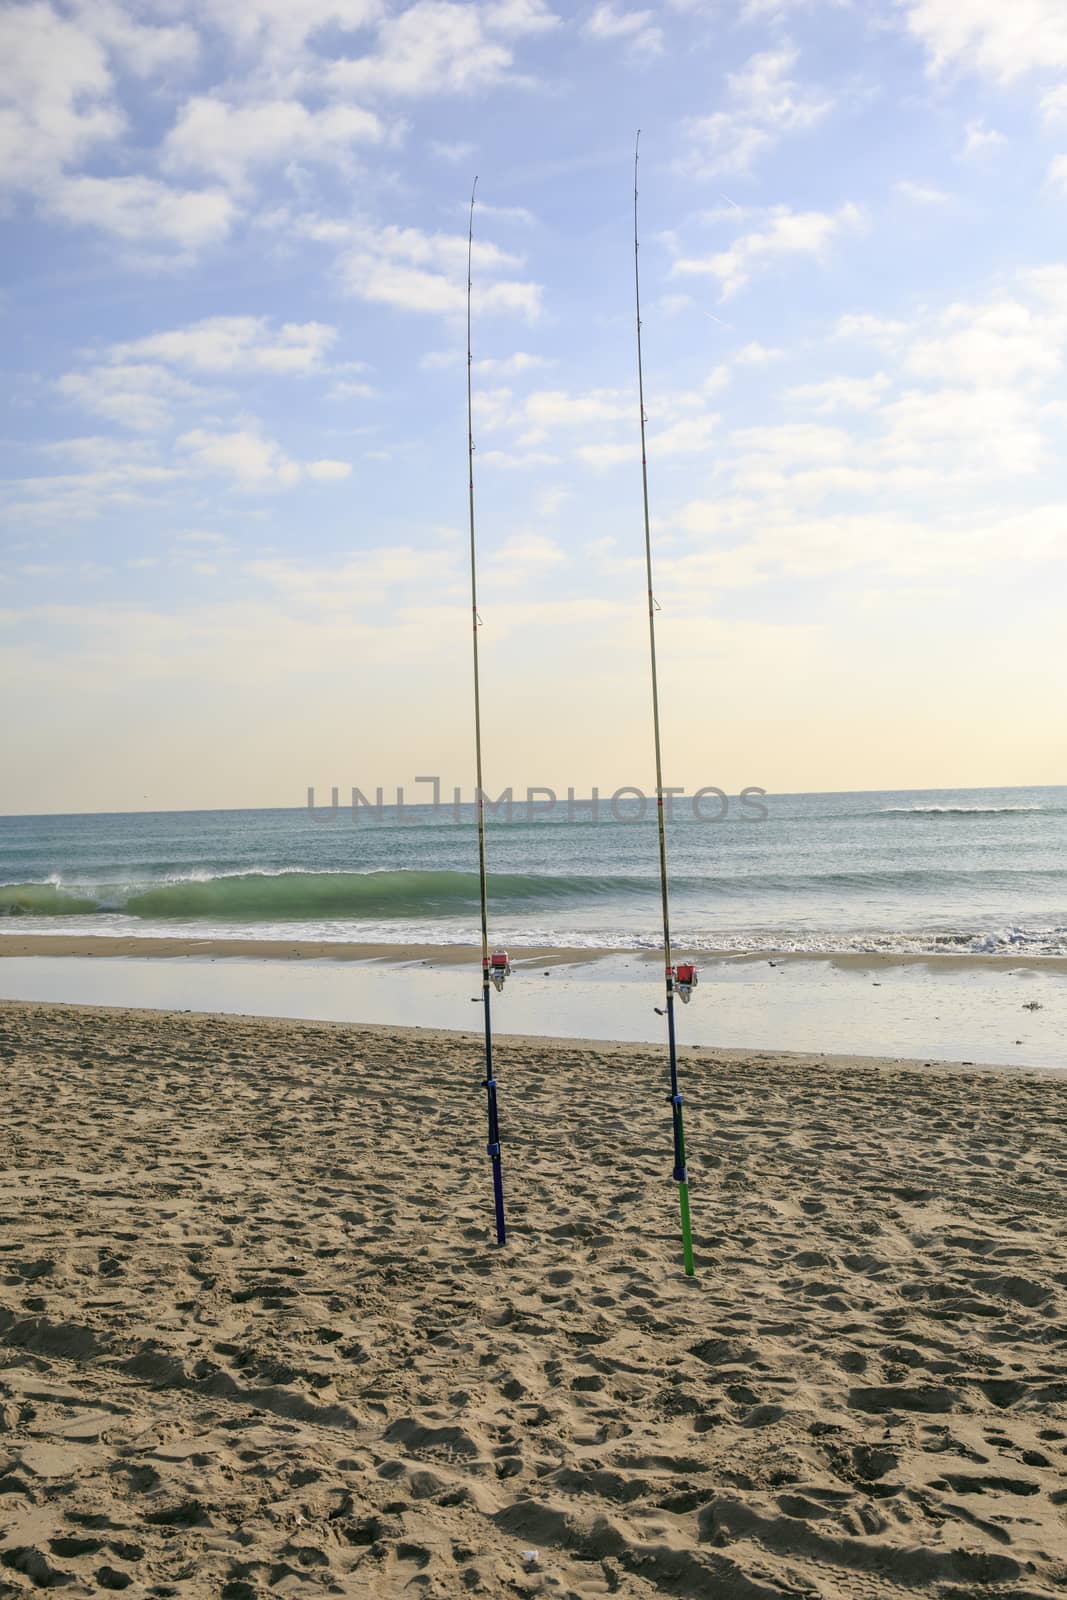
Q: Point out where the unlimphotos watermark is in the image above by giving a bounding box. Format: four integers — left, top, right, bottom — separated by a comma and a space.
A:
306, 780, 768, 824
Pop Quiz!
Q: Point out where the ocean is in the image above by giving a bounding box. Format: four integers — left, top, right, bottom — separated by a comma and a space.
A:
1, 786, 1065, 958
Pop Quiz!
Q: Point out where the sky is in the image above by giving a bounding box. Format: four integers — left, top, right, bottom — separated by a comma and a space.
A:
2, 0, 1066, 814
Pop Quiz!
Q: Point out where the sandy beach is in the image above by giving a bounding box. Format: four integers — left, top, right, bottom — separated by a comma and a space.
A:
0, 1000, 1064, 1598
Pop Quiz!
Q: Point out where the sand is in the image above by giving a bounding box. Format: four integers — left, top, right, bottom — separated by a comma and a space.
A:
0, 1001, 1065, 1599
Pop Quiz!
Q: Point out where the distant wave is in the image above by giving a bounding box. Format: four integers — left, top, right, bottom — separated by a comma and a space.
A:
3, 862, 1067, 921
878, 805, 1044, 817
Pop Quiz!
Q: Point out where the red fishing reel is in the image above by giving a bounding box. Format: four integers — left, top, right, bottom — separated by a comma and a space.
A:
488, 949, 512, 992
672, 962, 698, 1004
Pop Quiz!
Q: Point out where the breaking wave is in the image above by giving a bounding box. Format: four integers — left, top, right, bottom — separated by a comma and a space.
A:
2, 863, 1066, 921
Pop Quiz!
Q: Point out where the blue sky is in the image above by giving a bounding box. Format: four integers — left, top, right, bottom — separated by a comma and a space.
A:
2, 0, 1066, 812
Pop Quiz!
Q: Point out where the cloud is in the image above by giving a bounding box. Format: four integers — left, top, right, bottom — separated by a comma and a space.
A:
430, 138, 476, 162
246, 546, 460, 610
901, 0, 1067, 83
524, 387, 632, 430
734, 341, 785, 364
483, 532, 567, 586
574, 412, 719, 469
788, 374, 891, 411
73, 0, 200, 76
962, 118, 1006, 157
879, 385, 1046, 475
680, 48, 832, 178
894, 178, 950, 204
327, 0, 557, 98
583, 4, 664, 57
906, 300, 1064, 385
1040, 85, 1067, 123
163, 97, 386, 188
470, 198, 538, 225
835, 313, 908, 341
323, 219, 541, 318
111, 317, 338, 374
673, 203, 862, 297
737, 0, 850, 17
1051, 154, 1067, 193
57, 363, 209, 432
177, 427, 349, 489
194, 0, 385, 61
0, 2, 123, 188
4, 440, 180, 523
46, 174, 235, 250
476, 351, 554, 374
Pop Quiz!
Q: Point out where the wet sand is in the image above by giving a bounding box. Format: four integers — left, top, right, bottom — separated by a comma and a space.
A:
0, 1000, 1064, 1598
2, 931, 1066, 975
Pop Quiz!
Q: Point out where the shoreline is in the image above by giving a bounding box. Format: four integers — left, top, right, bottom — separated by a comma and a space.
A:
2, 930, 1066, 973
0, 949, 1063, 1068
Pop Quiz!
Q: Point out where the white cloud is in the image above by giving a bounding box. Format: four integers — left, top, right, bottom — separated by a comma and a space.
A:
5, 441, 180, 523
328, 378, 377, 399
47, 175, 235, 249
583, 4, 663, 56
788, 374, 891, 411
1023, 264, 1067, 310
680, 48, 832, 178
246, 546, 460, 610
430, 138, 476, 162
734, 341, 785, 364
1051, 154, 1067, 192
575, 441, 631, 469
177, 427, 298, 486
0, 2, 122, 188
738, 1, 849, 17
524, 387, 632, 429
906, 300, 1064, 385
163, 97, 386, 188
962, 118, 1006, 157
176, 427, 353, 489
57, 363, 208, 431
483, 0, 560, 33
425, 347, 554, 375
894, 178, 950, 204
836, 313, 908, 342
1040, 85, 1067, 123
901, 0, 1067, 83
483, 532, 567, 586
329, 220, 541, 318
111, 317, 338, 374
673, 203, 862, 297
73, 0, 199, 76
327, 0, 556, 98
194, 0, 384, 61
477, 351, 553, 375
880, 385, 1046, 475
471, 198, 538, 225
649, 412, 719, 456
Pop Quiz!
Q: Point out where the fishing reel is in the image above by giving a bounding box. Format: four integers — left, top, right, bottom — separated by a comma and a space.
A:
488, 949, 512, 993
672, 962, 698, 1004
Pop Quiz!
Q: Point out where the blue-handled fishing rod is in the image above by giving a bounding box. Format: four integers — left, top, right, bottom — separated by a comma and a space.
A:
467, 178, 509, 1246
633, 133, 697, 1278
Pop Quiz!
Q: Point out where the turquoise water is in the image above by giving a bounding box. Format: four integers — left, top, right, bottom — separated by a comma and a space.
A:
1, 787, 1065, 956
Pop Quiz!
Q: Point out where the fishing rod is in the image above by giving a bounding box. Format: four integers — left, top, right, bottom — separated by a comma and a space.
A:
633, 132, 697, 1278
467, 177, 510, 1247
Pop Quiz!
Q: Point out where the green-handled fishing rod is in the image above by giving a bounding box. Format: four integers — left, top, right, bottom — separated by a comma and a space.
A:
633, 132, 697, 1278
467, 177, 509, 1246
